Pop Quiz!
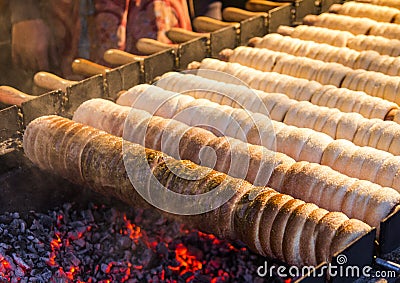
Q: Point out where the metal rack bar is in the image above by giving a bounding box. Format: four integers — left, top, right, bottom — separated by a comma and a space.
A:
144, 50, 176, 83
240, 16, 268, 45
64, 75, 104, 117
21, 90, 63, 125
105, 61, 142, 100
210, 26, 238, 58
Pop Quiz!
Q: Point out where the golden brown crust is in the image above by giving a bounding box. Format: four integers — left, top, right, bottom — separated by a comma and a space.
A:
280, 161, 311, 197
24, 116, 375, 267
330, 219, 371, 258
270, 198, 305, 261
315, 212, 349, 263
267, 162, 294, 191
283, 203, 319, 265
178, 126, 216, 164
235, 189, 278, 252
258, 194, 293, 258
299, 208, 329, 265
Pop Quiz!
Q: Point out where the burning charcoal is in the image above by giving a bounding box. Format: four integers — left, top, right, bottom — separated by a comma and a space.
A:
0, 201, 392, 282
2, 254, 16, 270
100, 263, 110, 273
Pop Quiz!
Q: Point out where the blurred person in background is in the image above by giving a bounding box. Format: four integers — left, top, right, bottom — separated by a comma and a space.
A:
0, 0, 81, 91
9, 0, 81, 79
3, 0, 246, 91
92, 0, 192, 57
3, 0, 193, 79
124, 0, 191, 53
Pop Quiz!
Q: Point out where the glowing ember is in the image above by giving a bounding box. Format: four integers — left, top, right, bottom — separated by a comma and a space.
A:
0, 255, 12, 280
66, 266, 78, 280
168, 243, 203, 277
0, 203, 295, 282
123, 214, 143, 243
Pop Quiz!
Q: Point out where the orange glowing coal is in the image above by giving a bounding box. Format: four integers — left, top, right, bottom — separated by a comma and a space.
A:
47, 233, 62, 267
66, 266, 79, 280
168, 243, 203, 277
0, 258, 11, 270
2, 210, 266, 282
50, 233, 62, 249
0, 255, 12, 279
123, 214, 143, 243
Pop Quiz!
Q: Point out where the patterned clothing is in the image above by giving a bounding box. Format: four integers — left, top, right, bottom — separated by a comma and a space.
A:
92, 0, 192, 59
125, 0, 192, 53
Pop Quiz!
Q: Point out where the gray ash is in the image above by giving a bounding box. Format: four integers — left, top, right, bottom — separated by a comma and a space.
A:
0, 202, 288, 283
